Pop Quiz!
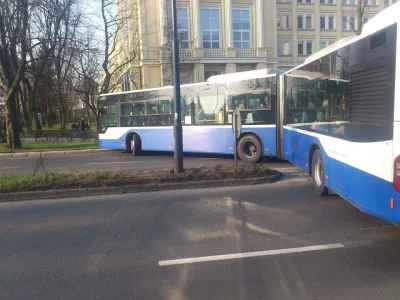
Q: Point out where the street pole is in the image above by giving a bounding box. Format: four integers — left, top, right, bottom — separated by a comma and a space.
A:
171, 0, 184, 174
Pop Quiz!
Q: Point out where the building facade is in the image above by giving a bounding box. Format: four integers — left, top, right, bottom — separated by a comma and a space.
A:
276, 0, 397, 69
115, 0, 396, 91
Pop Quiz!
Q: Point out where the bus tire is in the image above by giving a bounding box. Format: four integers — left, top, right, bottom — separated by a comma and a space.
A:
311, 149, 329, 195
237, 134, 262, 163
131, 134, 142, 156
125, 134, 133, 153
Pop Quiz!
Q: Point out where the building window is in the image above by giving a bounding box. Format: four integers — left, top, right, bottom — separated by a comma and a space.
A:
297, 0, 314, 3
201, 8, 220, 49
168, 7, 189, 49
298, 40, 313, 55
277, 12, 291, 29
362, 15, 373, 26
121, 71, 130, 91
342, 15, 356, 31
320, 0, 336, 3
320, 40, 335, 49
365, 0, 378, 5
297, 13, 314, 29
204, 70, 222, 80
341, 0, 356, 4
232, 8, 251, 49
385, 0, 397, 6
320, 14, 336, 30
278, 40, 292, 55
277, 0, 292, 2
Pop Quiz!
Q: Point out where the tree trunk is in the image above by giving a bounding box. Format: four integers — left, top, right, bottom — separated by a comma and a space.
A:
60, 106, 67, 129
16, 93, 22, 131
5, 94, 22, 148
20, 88, 32, 132
96, 112, 101, 133
86, 106, 92, 125
357, 0, 362, 35
23, 78, 42, 130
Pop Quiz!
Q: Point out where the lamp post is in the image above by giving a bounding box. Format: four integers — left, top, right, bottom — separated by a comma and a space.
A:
171, 0, 183, 174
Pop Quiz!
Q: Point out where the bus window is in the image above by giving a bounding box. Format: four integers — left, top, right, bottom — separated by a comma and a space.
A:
146, 101, 170, 115
121, 103, 133, 116
228, 95, 246, 110
181, 98, 192, 125
132, 102, 145, 115
307, 82, 317, 108
194, 94, 224, 125
120, 116, 146, 127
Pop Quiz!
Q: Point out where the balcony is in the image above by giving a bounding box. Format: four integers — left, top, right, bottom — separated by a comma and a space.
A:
236, 49, 257, 58
179, 49, 194, 59
204, 49, 226, 58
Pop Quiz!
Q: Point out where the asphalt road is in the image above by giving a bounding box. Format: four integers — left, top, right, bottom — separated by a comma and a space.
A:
0, 150, 290, 174
1, 172, 400, 300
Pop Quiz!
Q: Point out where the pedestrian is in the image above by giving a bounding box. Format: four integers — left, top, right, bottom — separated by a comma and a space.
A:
80, 118, 85, 131
85, 122, 90, 131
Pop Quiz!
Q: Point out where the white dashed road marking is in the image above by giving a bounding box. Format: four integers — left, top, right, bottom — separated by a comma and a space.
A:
159, 243, 346, 266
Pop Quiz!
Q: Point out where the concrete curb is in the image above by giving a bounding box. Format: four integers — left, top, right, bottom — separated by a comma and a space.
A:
0, 148, 109, 159
0, 172, 282, 202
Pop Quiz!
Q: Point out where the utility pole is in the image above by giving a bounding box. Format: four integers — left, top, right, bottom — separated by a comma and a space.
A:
171, 0, 184, 173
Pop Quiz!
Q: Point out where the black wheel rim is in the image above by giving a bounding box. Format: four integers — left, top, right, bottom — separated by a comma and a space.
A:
243, 141, 257, 158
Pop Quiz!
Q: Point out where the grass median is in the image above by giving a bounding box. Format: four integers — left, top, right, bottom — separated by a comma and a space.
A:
0, 141, 99, 153
0, 165, 279, 194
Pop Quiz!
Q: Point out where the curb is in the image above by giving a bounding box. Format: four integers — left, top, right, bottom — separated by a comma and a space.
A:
0, 148, 110, 159
0, 172, 282, 202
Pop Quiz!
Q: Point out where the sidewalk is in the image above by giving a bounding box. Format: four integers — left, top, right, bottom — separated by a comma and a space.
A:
0, 148, 111, 159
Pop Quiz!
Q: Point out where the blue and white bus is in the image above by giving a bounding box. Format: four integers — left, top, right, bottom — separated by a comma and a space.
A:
99, 69, 280, 163
278, 3, 400, 224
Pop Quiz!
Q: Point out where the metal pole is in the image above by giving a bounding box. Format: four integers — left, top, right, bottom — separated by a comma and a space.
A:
171, 0, 184, 173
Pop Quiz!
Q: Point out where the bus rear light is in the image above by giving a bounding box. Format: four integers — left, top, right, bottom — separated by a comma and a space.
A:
390, 198, 394, 209
394, 156, 400, 192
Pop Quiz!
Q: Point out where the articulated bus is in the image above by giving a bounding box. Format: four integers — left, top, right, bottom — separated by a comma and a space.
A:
99, 69, 280, 163
99, 2, 399, 224
278, 3, 400, 225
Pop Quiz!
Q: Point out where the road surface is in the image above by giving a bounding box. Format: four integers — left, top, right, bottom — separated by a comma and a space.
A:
1, 171, 400, 300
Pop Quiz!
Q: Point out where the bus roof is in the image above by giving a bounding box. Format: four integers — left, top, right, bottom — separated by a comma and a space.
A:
207, 68, 283, 83
100, 69, 281, 98
288, 2, 400, 74
100, 81, 216, 97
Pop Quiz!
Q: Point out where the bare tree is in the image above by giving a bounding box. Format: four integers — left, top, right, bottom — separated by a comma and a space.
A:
99, 0, 142, 94
72, 28, 102, 131
341, 0, 371, 35
0, 0, 30, 148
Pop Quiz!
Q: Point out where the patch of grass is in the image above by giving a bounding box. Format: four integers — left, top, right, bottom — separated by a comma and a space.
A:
0, 165, 279, 194
0, 141, 99, 152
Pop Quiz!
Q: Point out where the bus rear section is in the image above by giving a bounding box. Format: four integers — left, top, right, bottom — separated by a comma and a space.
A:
282, 4, 400, 225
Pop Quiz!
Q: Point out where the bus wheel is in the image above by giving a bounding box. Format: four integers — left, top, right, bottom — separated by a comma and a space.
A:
131, 134, 142, 156
237, 135, 262, 163
311, 149, 329, 195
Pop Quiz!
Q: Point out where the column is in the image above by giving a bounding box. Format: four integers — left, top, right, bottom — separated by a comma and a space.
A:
192, 0, 201, 48
225, 63, 236, 74
194, 64, 205, 82
256, 0, 265, 48
225, 0, 233, 48
159, 0, 167, 46
315, 0, 321, 51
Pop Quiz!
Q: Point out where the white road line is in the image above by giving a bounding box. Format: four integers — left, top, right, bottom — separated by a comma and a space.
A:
86, 161, 142, 165
0, 167, 19, 170
158, 243, 345, 266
